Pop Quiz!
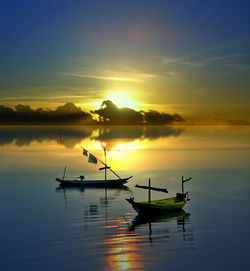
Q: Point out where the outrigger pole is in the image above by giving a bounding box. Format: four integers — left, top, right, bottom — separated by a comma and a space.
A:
182, 176, 192, 193
135, 178, 169, 203
81, 146, 122, 180
135, 184, 168, 193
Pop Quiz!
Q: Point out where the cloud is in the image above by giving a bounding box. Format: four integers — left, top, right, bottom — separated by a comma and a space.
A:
56, 68, 158, 84
156, 52, 245, 68
92, 100, 184, 125
57, 72, 143, 83
92, 100, 144, 125
0, 103, 95, 125
153, 41, 247, 71
159, 56, 182, 65
183, 54, 244, 68
0, 100, 185, 125
143, 110, 184, 125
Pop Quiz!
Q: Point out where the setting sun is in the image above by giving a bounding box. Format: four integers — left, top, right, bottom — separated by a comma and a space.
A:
106, 91, 142, 109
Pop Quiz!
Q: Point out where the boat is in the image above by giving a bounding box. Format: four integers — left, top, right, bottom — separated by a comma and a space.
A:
56, 176, 132, 186
56, 146, 132, 186
126, 177, 191, 215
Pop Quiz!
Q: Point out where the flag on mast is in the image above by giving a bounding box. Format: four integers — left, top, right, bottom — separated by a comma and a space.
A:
82, 148, 88, 157
88, 153, 98, 164
101, 142, 107, 157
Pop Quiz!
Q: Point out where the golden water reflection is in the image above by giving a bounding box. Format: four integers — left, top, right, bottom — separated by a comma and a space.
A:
101, 211, 192, 271
0, 125, 249, 171
104, 236, 143, 271
0, 125, 183, 149
102, 218, 145, 271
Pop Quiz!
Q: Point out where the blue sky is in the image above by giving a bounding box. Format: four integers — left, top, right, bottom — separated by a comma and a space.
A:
0, 0, 249, 121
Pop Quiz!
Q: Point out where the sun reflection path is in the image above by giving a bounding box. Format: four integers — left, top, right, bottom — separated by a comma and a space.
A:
1, 126, 248, 171
101, 217, 146, 271
99, 210, 194, 271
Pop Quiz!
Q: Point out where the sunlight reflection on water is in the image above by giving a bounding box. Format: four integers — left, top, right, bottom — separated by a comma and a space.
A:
0, 125, 249, 172
0, 125, 249, 270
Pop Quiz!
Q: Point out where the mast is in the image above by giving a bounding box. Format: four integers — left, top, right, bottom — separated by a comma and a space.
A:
62, 166, 67, 180
148, 178, 151, 203
104, 146, 107, 181
81, 146, 122, 179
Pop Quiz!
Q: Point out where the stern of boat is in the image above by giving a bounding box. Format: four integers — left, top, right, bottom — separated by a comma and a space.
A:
176, 192, 189, 202
55, 177, 63, 184
126, 197, 135, 205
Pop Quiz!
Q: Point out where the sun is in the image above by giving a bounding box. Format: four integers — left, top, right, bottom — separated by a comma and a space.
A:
81, 91, 144, 111
106, 91, 142, 109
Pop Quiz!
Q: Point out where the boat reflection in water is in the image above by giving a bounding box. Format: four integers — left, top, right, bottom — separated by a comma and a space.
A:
55, 184, 193, 271
101, 210, 194, 271
129, 210, 193, 244
55, 184, 131, 209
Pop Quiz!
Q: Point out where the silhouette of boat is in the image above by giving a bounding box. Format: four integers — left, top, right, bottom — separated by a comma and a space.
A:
126, 177, 191, 215
56, 147, 132, 186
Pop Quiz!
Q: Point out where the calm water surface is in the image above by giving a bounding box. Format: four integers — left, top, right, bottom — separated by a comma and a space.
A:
0, 125, 249, 270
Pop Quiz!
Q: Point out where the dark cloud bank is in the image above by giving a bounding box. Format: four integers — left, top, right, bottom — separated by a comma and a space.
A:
0, 100, 184, 125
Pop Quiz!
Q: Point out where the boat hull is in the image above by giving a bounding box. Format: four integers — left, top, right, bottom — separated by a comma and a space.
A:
56, 176, 132, 187
126, 195, 188, 215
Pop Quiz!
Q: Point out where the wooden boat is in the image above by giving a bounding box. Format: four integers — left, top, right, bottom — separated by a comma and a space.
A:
56, 176, 132, 186
56, 146, 132, 187
126, 177, 191, 215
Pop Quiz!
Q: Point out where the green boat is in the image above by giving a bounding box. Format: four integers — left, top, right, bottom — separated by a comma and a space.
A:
126, 177, 191, 215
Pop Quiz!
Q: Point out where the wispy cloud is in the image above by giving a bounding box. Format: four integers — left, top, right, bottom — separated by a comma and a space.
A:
56, 69, 157, 83
163, 71, 180, 80
57, 72, 143, 82
220, 63, 250, 71
160, 57, 182, 65
185, 42, 250, 59
55, 67, 159, 83
203, 54, 244, 63
154, 52, 245, 69
0, 95, 87, 103
183, 54, 244, 67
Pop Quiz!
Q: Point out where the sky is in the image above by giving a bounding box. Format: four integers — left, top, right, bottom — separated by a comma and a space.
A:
0, 0, 249, 122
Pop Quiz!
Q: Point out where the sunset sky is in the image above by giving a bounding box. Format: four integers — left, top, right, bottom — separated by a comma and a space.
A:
0, 0, 249, 121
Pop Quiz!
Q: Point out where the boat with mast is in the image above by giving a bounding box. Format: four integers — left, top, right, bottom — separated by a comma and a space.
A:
56, 146, 132, 186
126, 176, 191, 215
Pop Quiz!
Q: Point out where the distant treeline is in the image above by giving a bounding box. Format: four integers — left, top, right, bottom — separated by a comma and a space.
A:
0, 100, 184, 125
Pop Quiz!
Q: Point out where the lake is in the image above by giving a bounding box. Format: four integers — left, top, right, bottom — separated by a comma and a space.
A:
0, 125, 249, 271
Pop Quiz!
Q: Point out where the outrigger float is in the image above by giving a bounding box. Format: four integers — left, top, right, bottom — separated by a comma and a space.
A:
126, 176, 191, 215
56, 147, 132, 187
